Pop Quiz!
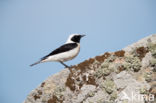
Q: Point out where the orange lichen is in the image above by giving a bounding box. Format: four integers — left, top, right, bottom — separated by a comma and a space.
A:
87, 75, 97, 86
33, 90, 42, 100
65, 73, 76, 91
65, 53, 110, 91
47, 97, 56, 103
77, 61, 90, 70
34, 95, 40, 100
73, 58, 95, 73
48, 95, 58, 103
136, 47, 148, 60
88, 58, 95, 64
114, 50, 125, 57
41, 82, 45, 87
95, 52, 111, 63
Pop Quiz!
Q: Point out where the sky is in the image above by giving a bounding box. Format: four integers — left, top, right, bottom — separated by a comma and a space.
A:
0, 0, 156, 103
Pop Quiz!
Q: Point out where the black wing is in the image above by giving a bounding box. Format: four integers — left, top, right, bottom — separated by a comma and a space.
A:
41, 43, 78, 60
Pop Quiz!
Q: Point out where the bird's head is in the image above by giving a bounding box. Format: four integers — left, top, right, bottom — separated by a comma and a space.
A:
66, 34, 85, 43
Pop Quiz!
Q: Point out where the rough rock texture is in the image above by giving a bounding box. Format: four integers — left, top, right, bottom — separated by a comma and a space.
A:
24, 34, 156, 103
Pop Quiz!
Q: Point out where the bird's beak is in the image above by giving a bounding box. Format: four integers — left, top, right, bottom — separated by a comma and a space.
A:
81, 35, 86, 37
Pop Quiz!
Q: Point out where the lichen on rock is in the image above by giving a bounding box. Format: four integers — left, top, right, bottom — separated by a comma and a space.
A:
94, 61, 113, 78
144, 71, 152, 82
24, 34, 156, 103
133, 46, 149, 60
124, 55, 142, 72
101, 79, 116, 94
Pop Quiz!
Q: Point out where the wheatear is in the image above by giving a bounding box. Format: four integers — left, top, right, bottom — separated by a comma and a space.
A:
30, 34, 85, 68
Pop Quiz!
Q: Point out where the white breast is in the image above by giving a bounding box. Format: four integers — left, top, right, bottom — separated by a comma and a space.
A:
43, 44, 80, 62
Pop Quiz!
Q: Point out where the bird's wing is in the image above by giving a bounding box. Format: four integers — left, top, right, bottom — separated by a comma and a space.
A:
41, 43, 78, 60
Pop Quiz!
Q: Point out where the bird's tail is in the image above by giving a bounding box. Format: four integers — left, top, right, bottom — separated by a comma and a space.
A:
30, 60, 42, 67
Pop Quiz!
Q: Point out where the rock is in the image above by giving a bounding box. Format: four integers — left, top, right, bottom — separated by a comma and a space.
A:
24, 34, 156, 103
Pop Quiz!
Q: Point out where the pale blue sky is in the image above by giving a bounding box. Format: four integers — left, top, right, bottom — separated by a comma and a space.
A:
0, 0, 156, 103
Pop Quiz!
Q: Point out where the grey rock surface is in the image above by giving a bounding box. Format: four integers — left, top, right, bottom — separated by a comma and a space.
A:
24, 34, 156, 103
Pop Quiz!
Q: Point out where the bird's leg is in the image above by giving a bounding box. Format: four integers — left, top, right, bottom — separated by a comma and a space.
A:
59, 61, 70, 68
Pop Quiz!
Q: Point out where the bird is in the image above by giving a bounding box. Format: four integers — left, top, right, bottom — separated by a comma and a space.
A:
30, 34, 85, 68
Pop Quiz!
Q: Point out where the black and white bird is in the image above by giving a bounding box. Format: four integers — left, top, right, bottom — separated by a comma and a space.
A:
30, 34, 85, 68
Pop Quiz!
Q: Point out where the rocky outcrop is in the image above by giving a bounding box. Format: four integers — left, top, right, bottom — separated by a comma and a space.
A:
24, 34, 156, 103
